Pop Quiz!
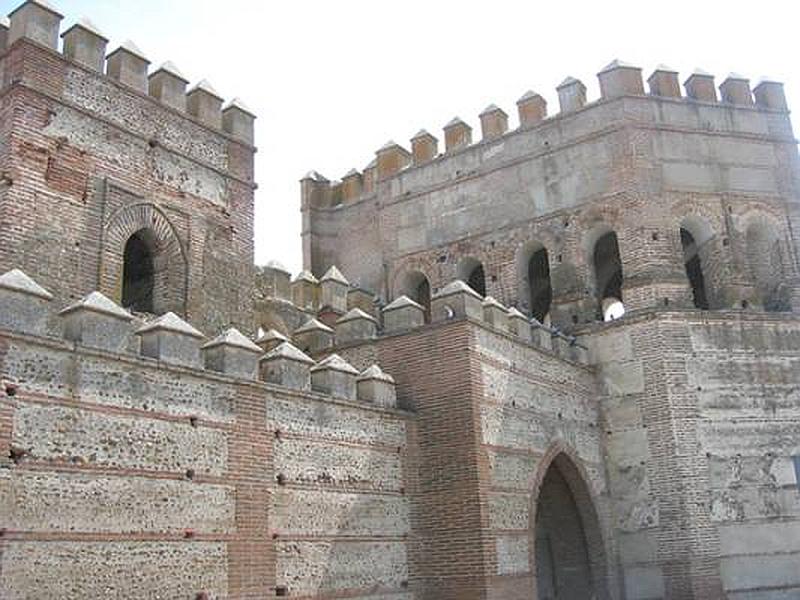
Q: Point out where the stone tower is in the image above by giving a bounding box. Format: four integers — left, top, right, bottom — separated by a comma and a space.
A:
0, 0, 256, 333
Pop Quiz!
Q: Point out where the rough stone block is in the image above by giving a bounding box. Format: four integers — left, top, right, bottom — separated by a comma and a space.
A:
259, 341, 313, 390
482, 296, 509, 331
557, 76, 586, 112
59, 291, 132, 352
291, 270, 319, 311
310, 354, 358, 400
480, 104, 508, 140
382, 295, 425, 332
319, 265, 349, 313
443, 116, 472, 152
507, 307, 532, 342
293, 318, 334, 354
684, 69, 717, 102
0, 268, 53, 335
106, 40, 150, 93
517, 90, 547, 127
754, 79, 788, 111
719, 73, 754, 106
222, 98, 256, 144
8, 0, 62, 50
336, 308, 377, 344
411, 129, 438, 164
148, 61, 188, 112
356, 364, 397, 408
201, 327, 261, 378
598, 59, 644, 99
431, 280, 483, 322
255, 328, 288, 353
648, 65, 681, 98
61, 18, 107, 73
136, 312, 205, 368
186, 79, 223, 128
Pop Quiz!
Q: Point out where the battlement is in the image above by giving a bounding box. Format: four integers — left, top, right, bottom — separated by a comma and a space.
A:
0, 0, 255, 144
303, 60, 789, 207
0, 268, 397, 407
255, 262, 591, 366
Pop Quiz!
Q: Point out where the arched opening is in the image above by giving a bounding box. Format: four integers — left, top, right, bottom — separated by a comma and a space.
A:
592, 231, 624, 321
680, 228, 710, 309
458, 257, 486, 297
519, 242, 552, 323
397, 270, 432, 323
533, 452, 608, 600
122, 229, 157, 313
746, 220, 790, 312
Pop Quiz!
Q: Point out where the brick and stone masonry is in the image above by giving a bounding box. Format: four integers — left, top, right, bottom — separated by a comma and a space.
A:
2, 1, 800, 599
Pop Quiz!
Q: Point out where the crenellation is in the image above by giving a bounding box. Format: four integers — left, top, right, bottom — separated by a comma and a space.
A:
341, 167, 363, 201
376, 140, 411, 181
221, 97, 256, 144
443, 116, 472, 152
479, 104, 509, 140
59, 290, 133, 352
148, 60, 189, 112
557, 76, 587, 112
647, 64, 681, 98
8, 0, 62, 50
186, 79, 224, 129
719, 73, 754, 106
411, 128, 438, 164
753, 78, 788, 111
598, 59, 645, 99
684, 67, 717, 102
60, 18, 107, 73
0, 16, 9, 51
517, 89, 547, 127
105, 39, 150, 93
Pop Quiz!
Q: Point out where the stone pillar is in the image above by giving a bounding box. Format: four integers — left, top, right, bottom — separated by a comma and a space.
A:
382, 295, 425, 333
507, 307, 532, 343
259, 342, 314, 390
201, 328, 262, 379
319, 265, 349, 314
60, 291, 132, 352
719, 74, 754, 106
684, 69, 717, 102
753, 79, 788, 111
106, 40, 150, 93
0, 17, 9, 52
136, 312, 205, 368
187, 80, 224, 128
444, 117, 472, 152
357, 365, 397, 408
482, 296, 509, 331
431, 280, 483, 322
557, 77, 587, 113
61, 18, 108, 73
310, 354, 359, 400
222, 98, 256, 144
341, 169, 363, 202
149, 61, 189, 112
336, 308, 377, 344
517, 91, 547, 128
479, 104, 508, 140
411, 129, 438, 165
0, 269, 53, 335
255, 328, 288, 353
598, 60, 644, 99
8, 0, 63, 50
291, 271, 319, 311
647, 65, 681, 98
376, 141, 411, 181
348, 287, 378, 318
293, 318, 334, 354
256, 261, 292, 301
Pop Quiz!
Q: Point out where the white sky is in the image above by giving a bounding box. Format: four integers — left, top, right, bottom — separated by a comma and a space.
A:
4, 0, 797, 274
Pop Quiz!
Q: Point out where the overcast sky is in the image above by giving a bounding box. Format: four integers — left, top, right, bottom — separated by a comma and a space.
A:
4, 0, 797, 274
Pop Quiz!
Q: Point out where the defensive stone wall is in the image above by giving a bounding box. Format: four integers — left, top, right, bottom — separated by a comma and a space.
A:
302, 62, 800, 330
0, 1, 257, 333
0, 267, 413, 599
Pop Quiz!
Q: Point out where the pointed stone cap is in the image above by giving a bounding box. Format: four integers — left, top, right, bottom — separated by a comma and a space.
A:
365, 158, 377, 169
59, 291, 131, 320
383, 295, 423, 311
151, 60, 188, 82
256, 328, 288, 344
725, 72, 747, 81
517, 90, 543, 103
302, 170, 328, 182
293, 270, 319, 284
357, 364, 395, 384
188, 79, 223, 100
61, 17, 108, 41
264, 259, 290, 273
412, 128, 437, 140
343, 168, 361, 179
337, 307, 377, 324
9, 0, 63, 18
202, 327, 261, 352
558, 76, 582, 88
599, 59, 639, 73
444, 116, 469, 129
0, 269, 53, 300
507, 306, 528, 319
223, 97, 255, 117
653, 63, 678, 73
1, 16, 9, 29
262, 341, 314, 364
480, 103, 507, 116
320, 265, 349, 285
310, 353, 359, 375
435, 279, 483, 300
294, 318, 334, 335
482, 295, 505, 309
136, 312, 203, 338
107, 39, 149, 62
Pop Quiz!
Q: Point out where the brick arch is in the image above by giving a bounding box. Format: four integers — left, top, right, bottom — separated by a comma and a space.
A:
101, 202, 188, 315
528, 441, 610, 600
739, 211, 793, 311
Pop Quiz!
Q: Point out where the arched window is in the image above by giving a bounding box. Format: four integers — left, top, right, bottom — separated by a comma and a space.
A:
745, 220, 790, 312
680, 225, 710, 309
122, 229, 157, 313
518, 242, 552, 323
592, 231, 624, 321
397, 270, 432, 323
458, 257, 486, 297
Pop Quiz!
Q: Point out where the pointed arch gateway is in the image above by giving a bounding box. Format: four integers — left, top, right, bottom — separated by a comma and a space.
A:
102, 202, 189, 315
530, 444, 610, 600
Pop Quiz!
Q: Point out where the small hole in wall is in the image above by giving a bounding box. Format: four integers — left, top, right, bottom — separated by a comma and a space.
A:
148, 138, 159, 148
557, 254, 563, 263
438, 255, 447, 263
272, 532, 279, 539
195, 593, 209, 600
275, 586, 288, 597
722, 238, 729, 246
184, 529, 195, 539
490, 241, 495, 248
491, 275, 497, 282
401, 581, 409, 589
652, 232, 659, 241
274, 429, 282, 439
741, 300, 749, 309
276, 473, 287, 486
5, 384, 17, 397
663, 298, 669, 306
185, 469, 195, 480
9, 447, 26, 464
563, 220, 570, 228
572, 315, 579, 324
728, 206, 733, 213
189, 416, 198, 428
